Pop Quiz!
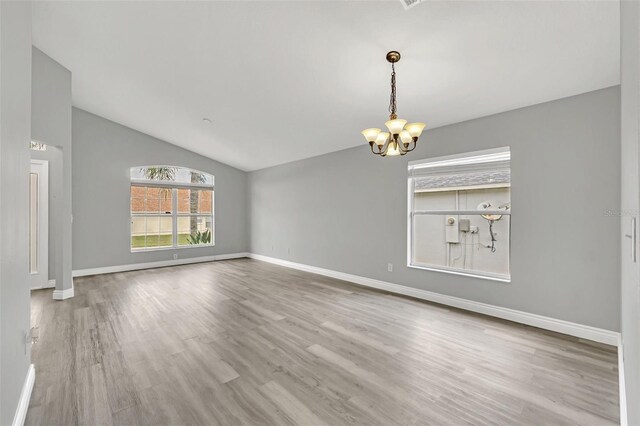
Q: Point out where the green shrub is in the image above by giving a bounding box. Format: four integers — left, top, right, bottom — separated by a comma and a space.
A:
187, 229, 212, 245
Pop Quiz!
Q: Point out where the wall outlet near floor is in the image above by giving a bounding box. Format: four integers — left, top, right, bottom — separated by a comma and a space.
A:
173, 253, 178, 260
387, 263, 393, 272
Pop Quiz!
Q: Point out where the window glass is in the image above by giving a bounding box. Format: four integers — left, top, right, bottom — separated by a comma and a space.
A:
408, 148, 511, 281
177, 188, 213, 214
131, 216, 172, 250
130, 167, 214, 251
131, 166, 214, 186
177, 216, 213, 246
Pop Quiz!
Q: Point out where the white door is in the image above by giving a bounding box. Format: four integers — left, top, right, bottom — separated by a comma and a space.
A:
29, 160, 49, 290
621, 3, 640, 423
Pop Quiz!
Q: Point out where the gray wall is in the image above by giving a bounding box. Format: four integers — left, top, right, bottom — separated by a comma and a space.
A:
249, 87, 621, 332
31, 47, 73, 292
620, 1, 639, 423
0, 1, 32, 424
72, 108, 249, 270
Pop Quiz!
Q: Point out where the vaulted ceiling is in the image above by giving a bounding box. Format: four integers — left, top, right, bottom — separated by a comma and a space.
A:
32, 1, 620, 171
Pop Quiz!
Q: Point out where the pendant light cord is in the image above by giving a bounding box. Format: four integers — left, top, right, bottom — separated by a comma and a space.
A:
389, 62, 397, 118
489, 220, 497, 253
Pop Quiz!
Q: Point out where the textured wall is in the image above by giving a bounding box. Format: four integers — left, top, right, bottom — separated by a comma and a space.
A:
249, 87, 621, 331
31, 47, 73, 291
72, 108, 249, 270
0, 1, 32, 423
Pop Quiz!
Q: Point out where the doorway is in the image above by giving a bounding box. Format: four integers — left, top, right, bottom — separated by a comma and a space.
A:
29, 159, 49, 290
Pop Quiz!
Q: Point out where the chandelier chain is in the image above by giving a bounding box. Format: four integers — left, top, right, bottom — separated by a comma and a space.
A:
389, 62, 397, 118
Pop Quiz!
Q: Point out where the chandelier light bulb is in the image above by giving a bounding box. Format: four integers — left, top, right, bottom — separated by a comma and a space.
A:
385, 118, 407, 136
361, 128, 382, 143
400, 130, 412, 145
375, 132, 390, 146
405, 122, 426, 139
386, 141, 401, 156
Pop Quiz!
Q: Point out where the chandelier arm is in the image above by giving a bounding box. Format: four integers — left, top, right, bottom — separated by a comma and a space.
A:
369, 142, 379, 155
371, 135, 392, 156
370, 143, 385, 156
382, 134, 393, 155
404, 140, 418, 153
372, 135, 390, 156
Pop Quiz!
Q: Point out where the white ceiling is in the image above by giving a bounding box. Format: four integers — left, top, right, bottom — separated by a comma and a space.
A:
32, 1, 620, 171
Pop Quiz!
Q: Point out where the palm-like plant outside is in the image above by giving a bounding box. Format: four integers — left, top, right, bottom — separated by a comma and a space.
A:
189, 171, 207, 240
142, 166, 175, 199
186, 229, 211, 245
142, 166, 176, 182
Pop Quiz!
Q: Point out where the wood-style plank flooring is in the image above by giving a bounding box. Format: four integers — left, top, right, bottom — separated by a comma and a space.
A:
26, 258, 619, 425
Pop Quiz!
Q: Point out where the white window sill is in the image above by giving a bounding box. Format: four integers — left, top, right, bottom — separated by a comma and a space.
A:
131, 243, 215, 253
408, 263, 511, 283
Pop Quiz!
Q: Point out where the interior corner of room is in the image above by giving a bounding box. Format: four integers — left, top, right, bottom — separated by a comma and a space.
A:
1, 0, 638, 425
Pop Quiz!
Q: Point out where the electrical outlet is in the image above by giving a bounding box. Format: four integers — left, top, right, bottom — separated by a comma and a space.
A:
470, 226, 479, 234
173, 253, 178, 260
387, 263, 393, 272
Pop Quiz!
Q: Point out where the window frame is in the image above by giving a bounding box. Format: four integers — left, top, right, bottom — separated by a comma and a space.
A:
130, 178, 215, 252
406, 147, 511, 283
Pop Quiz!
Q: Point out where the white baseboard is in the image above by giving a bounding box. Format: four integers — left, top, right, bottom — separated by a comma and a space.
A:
12, 364, 34, 426
72, 252, 249, 278
214, 252, 250, 261
248, 253, 620, 346
52, 286, 74, 300
619, 336, 628, 426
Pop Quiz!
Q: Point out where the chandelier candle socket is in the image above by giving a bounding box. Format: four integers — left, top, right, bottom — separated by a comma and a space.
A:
362, 51, 425, 157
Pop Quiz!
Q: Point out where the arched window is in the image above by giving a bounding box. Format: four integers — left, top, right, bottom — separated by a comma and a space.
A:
130, 166, 214, 251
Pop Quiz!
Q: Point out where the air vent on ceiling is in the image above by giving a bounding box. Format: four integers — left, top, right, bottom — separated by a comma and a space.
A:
400, 0, 423, 10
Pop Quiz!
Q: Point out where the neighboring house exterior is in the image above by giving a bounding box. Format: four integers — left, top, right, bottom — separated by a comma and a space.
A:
130, 186, 213, 244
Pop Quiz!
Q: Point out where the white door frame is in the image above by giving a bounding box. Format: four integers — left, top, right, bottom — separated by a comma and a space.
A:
29, 159, 49, 290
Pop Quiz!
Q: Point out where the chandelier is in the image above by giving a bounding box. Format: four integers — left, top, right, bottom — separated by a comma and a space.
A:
361, 51, 425, 157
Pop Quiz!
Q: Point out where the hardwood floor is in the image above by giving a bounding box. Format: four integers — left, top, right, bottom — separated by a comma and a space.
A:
26, 258, 619, 425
